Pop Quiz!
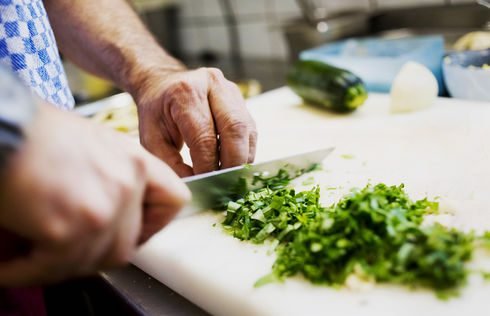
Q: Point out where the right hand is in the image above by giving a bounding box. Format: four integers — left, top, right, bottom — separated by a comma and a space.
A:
0, 102, 190, 287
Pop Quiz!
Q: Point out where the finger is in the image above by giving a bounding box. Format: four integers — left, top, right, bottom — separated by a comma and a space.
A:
139, 111, 194, 177
162, 147, 194, 178
207, 70, 252, 168
0, 164, 71, 244
248, 127, 258, 163
138, 204, 181, 244
166, 79, 220, 174
99, 177, 144, 269
149, 139, 193, 178
0, 258, 45, 286
79, 199, 136, 272
77, 227, 114, 274
143, 151, 191, 205
0, 248, 69, 286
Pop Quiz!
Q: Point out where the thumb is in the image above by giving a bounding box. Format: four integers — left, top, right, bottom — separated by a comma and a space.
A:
139, 151, 191, 243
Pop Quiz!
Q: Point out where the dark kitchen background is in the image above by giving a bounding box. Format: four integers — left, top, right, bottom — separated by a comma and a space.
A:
65, 0, 488, 101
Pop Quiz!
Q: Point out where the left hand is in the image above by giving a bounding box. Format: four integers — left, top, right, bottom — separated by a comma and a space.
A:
133, 67, 258, 177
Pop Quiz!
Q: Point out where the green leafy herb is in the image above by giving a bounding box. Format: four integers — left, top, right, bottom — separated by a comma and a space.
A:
220, 169, 487, 298
252, 168, 294, 190
271, 185, 474, 294
482, 271, 490, 281
254, 272, 280, 288
482, 231, 490, 250
302, 177, 316, 186
211, 165, 311, 211
222, 186, 321, 243
340, 154, 355, 160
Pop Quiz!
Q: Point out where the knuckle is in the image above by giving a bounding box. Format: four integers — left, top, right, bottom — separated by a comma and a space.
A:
116, 179, 134, 201
247, 117, 257, 132
250, 128, 258, 142
41, 219, 69, 245
250, 120, 258, 135
228, 81, 242, 94
206, 67, 224, 81
223, 119, 249, 137
190, 133, 218, 151
115, 164, 140, 198
167, 80, 194, 96
189, 133, 218, 168
82, 201, 114, 232
164, 82, 206, 118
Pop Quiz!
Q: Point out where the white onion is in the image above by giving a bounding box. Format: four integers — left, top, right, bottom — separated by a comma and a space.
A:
390, 62, 439, 113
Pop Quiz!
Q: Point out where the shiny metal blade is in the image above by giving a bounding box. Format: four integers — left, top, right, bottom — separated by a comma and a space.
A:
176, 147, 334, 219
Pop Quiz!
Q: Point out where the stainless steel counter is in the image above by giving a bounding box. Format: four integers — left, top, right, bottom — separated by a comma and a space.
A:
44, 264, 208, 315
101, 266, 208, 316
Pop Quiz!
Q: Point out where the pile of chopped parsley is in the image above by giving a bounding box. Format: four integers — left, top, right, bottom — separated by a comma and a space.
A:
220, 170, 489, 298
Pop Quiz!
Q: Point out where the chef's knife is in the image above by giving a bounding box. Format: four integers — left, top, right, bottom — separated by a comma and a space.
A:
177, 147, 334, 219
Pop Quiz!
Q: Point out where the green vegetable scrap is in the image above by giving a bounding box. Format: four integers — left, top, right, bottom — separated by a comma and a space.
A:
273, 185, 474, 292
482, 272, 490, 281
252, 168, 295, 191
222, 186, 321, 243
482, 231, 490, 250
302, 177, 316, 186
219, 169, 489, 298
210, 165, 317, 211
340, 154, 355, 160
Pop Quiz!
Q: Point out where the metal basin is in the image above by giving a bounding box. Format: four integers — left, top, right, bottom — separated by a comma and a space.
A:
283, 3, 490, 60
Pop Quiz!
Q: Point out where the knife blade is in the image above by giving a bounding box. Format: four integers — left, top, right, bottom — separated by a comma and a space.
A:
176, 147, 334, 219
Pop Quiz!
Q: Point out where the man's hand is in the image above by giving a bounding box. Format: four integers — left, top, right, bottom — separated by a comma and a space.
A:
0, 103, 190, 287
134, 67, 258, 177
44, 0, 258, 176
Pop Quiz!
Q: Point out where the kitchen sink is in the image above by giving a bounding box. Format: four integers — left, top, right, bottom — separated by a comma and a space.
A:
283, 3, 490, 60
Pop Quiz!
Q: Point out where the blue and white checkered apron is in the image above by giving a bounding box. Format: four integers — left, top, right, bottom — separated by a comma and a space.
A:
0, 0, 74, 110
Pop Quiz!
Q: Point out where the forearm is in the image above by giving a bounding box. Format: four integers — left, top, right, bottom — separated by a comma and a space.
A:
44, 0, 185, 95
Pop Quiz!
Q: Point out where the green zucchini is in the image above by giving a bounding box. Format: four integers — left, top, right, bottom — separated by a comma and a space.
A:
287, 60, 368, 113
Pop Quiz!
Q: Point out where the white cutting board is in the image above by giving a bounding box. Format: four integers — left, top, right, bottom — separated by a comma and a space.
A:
133, 87, 490, 316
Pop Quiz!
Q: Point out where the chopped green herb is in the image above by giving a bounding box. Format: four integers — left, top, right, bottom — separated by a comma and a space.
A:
482, 231, 490, 250
482, 271, 490, 281
271, 184, 474, 295
254, 273, 279, 288
219, 169, 488, 298
302, 177, 316, 186
305, 163, 323, 172
340, 154, 355, 160
222, 185, 321, 243
252, 168, 295, 190
212, 165, 314, 211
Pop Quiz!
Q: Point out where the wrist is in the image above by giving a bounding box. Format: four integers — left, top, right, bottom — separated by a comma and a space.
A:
120, 50, 187, 102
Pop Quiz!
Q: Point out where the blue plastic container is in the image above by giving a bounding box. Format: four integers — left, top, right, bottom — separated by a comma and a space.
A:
300, 36, 445, 95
